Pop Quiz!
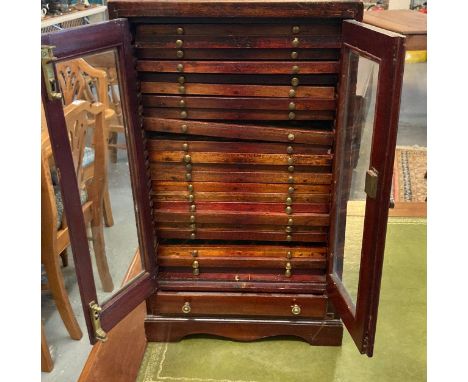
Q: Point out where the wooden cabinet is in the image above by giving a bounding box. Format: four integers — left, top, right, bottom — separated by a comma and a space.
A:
41, 0, 405, 357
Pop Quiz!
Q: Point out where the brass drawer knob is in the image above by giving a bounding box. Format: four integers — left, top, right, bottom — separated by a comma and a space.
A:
190, 233, 196, 240
176, 27, 184, 35
191, 250, 198, 257
287, 133, 295, 141
176, 50, 184, 59
188, 194, 194, 202
179, 85, 186, 94
291, 304, 301, 315
287, 156, 294, 165
292, 25, 300, 34
288, 176, 294, 184
181, 124, 188, 133
182, 302, 191, 314
176, 39, 183, 48
288, 186, 295, 194
187, 184, 194, 192
178, 76, 186, 84
292, 65, 299, 74
285, 262, 292, 277
286, 146, 293, 154
177, 63, 184, 72
180, 99, 187, 108
182, 142, 189, 151
285, 206, 292, 214
292, 37, 300, 47
185, 173, 192, 181
190, 215, 196, 223
286, 234, 292, 241
184, 154, 192, 163
286, 251, 292, 259
291, 77, 299, 87
190, 204, 196, 212
288, 102, 296, 111
180, 110, 188, 119
288, 165, 295, 173
186, 163, 192, 171
286, 197, 292, 206
288, 112, 296, 120
291, 51, 298, 60
192, 260, 199, 275
285, 226, 292, 233
289, 89, 296, 98
287, 218, 294, 225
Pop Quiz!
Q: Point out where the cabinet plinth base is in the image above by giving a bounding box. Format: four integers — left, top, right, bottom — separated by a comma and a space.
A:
145, 316, 343, 346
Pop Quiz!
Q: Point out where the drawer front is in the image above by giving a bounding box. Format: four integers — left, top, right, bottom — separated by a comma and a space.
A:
153, 292, 327, 318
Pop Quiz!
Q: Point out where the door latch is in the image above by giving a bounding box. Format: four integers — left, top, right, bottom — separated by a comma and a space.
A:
89, 301, 108, 342
41, 45, 62, 101
364, 167, 379, 199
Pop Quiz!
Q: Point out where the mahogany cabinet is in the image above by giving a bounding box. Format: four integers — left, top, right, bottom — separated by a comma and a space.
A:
41, 0, 405, 357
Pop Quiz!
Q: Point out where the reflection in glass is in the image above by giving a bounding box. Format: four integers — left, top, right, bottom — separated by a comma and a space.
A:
53, 49, 142, 302
333, 52, 380, 304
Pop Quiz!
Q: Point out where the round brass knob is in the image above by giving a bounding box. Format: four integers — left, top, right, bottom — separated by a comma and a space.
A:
190, 224, 196, 231
176, 27, 184, 35
186, 164, 192, 171
285, 226, 292, 233
178, 76, 186, 84
181, 124, 188, 133
289, 89, 296, 98
192, 260, 199, 268
286, 251, 292, 259
182, 302, 191, 314
179, 86, 186, 94
182, 142, 189, 151
291, 77, 299, 87
288, 186, 295, 194
292, 37, 300, 47
287, 133, 295, 141
288, 218, 294, 225
292, 25, 300, 34
188, 194, 194, 202
286, 197, 292, 206
291, 51, 298, 60
191, 250, 198, 257
286, 234, 292, 241
190, 233, 196, 240
180, 99, 186, 108
190, 215, 196, 223
285, 206, 293, 214
187, 184, 194, 192
292, 65, 299, 74
288, 112, 296, 120
288, 176, 294, 184
285, 262, 292, 277
288, 165, 295, 173
185, 173, 192, 181
289, 102, 296, 111
180, 110, 188, 119
190, 204, 196, 212
176, 50, 184, 58
177, 63, 184, 72
184, 154, 191, 163
176, 39, 183, 48
287, 157, 294, 165
291, 304, 301, 315
286, 146, 293, 154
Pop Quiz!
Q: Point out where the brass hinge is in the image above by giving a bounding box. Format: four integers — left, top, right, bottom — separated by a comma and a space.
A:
364, 167, 379, 199
41, 45, 62, 101
89, 301, 108, 342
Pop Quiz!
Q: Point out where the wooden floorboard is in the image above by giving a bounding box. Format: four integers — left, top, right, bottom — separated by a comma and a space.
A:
78, 250, 147, 382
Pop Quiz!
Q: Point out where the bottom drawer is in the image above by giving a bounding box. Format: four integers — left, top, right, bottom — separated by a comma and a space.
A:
153, 291, 327, 319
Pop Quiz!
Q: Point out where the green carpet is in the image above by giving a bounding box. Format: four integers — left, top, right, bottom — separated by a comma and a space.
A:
137, 218, 426, 382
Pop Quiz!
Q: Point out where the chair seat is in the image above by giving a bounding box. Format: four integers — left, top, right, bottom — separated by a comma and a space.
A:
54, 186, 88, 229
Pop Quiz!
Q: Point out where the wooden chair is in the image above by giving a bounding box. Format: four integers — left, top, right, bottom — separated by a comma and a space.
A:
41, 321, 53, 372
41, 101, 115, 344
55, 58, 119, 227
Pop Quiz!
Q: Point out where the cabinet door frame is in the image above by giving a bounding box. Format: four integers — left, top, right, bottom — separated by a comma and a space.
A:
327, 20, 405, 356
41, 19, 157, 344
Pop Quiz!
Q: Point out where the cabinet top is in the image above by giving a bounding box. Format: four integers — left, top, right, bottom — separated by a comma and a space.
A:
108, 0, 363, 20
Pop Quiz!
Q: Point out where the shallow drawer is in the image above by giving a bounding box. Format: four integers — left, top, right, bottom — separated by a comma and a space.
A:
153, 291, 327, 318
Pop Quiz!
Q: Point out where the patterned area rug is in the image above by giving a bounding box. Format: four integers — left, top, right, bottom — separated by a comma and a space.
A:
136, 218, 427, 382
392, 146, 427, 203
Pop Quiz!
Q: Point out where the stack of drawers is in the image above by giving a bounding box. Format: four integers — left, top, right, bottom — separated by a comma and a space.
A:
137, 19, 341, 321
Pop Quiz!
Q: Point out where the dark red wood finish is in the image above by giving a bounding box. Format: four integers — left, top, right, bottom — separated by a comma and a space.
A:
327, 20, 405, 356
41, 19, 158, 344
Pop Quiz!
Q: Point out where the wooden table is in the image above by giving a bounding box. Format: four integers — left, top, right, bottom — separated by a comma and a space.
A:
363, 10, 427, 51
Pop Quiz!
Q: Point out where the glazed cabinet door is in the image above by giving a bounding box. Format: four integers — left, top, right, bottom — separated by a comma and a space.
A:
41, 19, 157, 344
327, 20, 405, 356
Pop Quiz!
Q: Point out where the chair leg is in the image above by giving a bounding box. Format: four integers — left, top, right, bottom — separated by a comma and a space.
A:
41, 322, 54, 372
60, 249, 69, 267
91, 205, 114, 292
103, 186, 114, 228
109, 132, 118, 163
42, 253, 82, 340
